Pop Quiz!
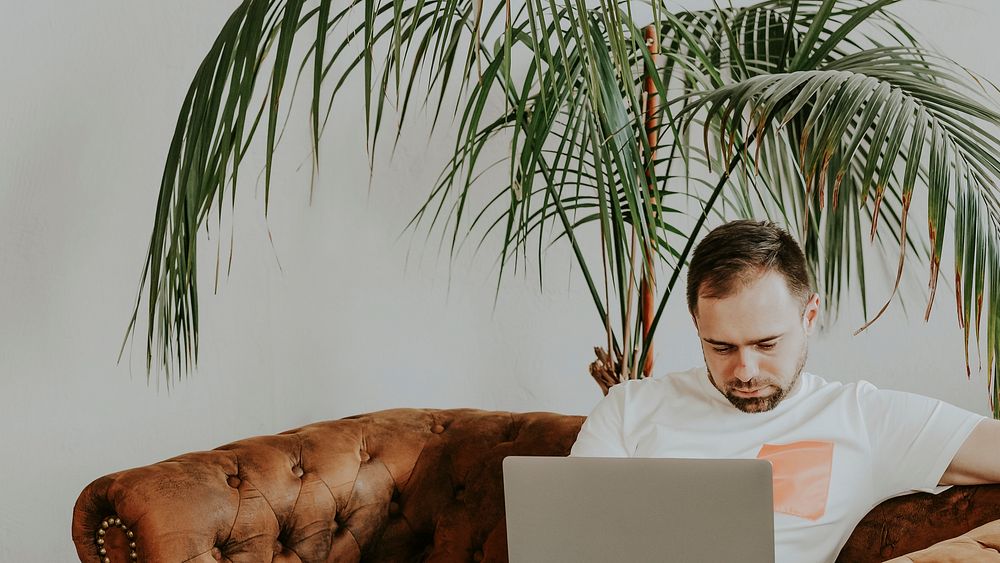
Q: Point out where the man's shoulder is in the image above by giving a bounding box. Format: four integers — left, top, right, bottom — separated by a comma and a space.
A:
609, 367, 706, 398
794, 372, 882, 408
649, 366, 709, 394
607, 367, 711, 411
798, 371, 878, 391
653, 365, 708, 383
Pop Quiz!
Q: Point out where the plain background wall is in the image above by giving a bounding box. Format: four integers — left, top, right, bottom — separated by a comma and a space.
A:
1, 0, 998, 560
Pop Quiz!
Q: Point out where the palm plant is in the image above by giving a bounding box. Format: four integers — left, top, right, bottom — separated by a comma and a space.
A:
127, 0, 1000, 416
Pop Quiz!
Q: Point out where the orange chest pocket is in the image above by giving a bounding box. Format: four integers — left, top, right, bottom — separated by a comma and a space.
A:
756, 440, 835, 521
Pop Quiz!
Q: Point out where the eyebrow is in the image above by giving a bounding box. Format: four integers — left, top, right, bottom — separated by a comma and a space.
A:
703, 335, 782, 346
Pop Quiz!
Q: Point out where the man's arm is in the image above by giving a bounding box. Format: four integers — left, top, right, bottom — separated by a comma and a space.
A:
570, 383, 632, 457
940, 419, 1000, 485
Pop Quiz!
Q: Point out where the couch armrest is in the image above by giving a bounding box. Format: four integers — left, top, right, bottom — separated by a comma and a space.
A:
72, 417, 390, 562
839, 484, 1000, 562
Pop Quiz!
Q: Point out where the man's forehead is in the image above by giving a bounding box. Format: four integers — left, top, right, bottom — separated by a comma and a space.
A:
694, 286, 801, 343
697, 315, 790, 339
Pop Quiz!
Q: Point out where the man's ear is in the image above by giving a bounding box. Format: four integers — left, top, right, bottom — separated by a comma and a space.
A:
802, 293, 820, 334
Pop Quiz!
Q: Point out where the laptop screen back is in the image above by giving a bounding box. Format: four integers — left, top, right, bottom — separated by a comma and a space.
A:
502, 456, 774, 563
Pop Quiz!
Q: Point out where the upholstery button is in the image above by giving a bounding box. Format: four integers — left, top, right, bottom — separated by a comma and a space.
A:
389, 501, 400, 515
292, 465, 304, 478
211, 547, 223, 561
431, 424, 445, 434
274, 540, 283, 553
360, 451, 371, 462
455, 487, 465, 501
473, 549, 484, 561
226, 475, 241, 488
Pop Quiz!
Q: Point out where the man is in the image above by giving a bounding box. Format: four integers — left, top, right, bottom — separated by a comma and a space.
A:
571, 219, 1000, 563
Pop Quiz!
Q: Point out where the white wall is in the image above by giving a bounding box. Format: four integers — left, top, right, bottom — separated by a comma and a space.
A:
0, 0, 997, 560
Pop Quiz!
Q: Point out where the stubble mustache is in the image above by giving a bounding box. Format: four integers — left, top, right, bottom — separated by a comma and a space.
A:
728, 379, 777, 392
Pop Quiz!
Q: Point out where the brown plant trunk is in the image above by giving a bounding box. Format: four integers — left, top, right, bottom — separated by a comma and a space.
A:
639, 24, 659, 378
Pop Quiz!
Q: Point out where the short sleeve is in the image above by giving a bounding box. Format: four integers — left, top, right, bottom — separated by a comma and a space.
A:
858, 382, 985, 498
570, 383, 633, 457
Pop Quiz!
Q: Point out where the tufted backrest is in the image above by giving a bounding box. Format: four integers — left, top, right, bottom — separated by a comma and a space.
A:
73, 408, 1000, 562
73, 409, 582, 562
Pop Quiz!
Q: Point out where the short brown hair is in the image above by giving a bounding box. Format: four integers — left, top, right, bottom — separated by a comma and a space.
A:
686, 220, 812, 314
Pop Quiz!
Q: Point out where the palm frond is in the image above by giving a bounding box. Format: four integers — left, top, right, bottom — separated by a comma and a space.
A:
131, 0, 1000, 413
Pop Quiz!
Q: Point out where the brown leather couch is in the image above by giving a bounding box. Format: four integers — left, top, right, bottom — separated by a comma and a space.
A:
72, 408, 1000, 562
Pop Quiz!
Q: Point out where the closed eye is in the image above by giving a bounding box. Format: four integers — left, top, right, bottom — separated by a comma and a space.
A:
712, 346, 734, 354
757, 342, 776, 350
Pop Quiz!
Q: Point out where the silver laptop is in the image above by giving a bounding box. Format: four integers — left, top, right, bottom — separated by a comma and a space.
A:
502, 456, 774, 563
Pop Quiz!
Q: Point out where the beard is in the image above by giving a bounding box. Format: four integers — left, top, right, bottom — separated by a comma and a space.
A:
707, 342, 808, 413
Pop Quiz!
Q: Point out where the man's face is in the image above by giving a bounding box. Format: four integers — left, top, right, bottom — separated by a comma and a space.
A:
692, 270, 819, 413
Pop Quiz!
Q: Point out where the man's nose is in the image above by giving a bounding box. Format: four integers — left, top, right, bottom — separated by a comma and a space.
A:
734, 349, 760, 382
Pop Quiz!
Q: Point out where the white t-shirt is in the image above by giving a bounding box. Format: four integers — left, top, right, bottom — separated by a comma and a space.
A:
570, 368, 985, 563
